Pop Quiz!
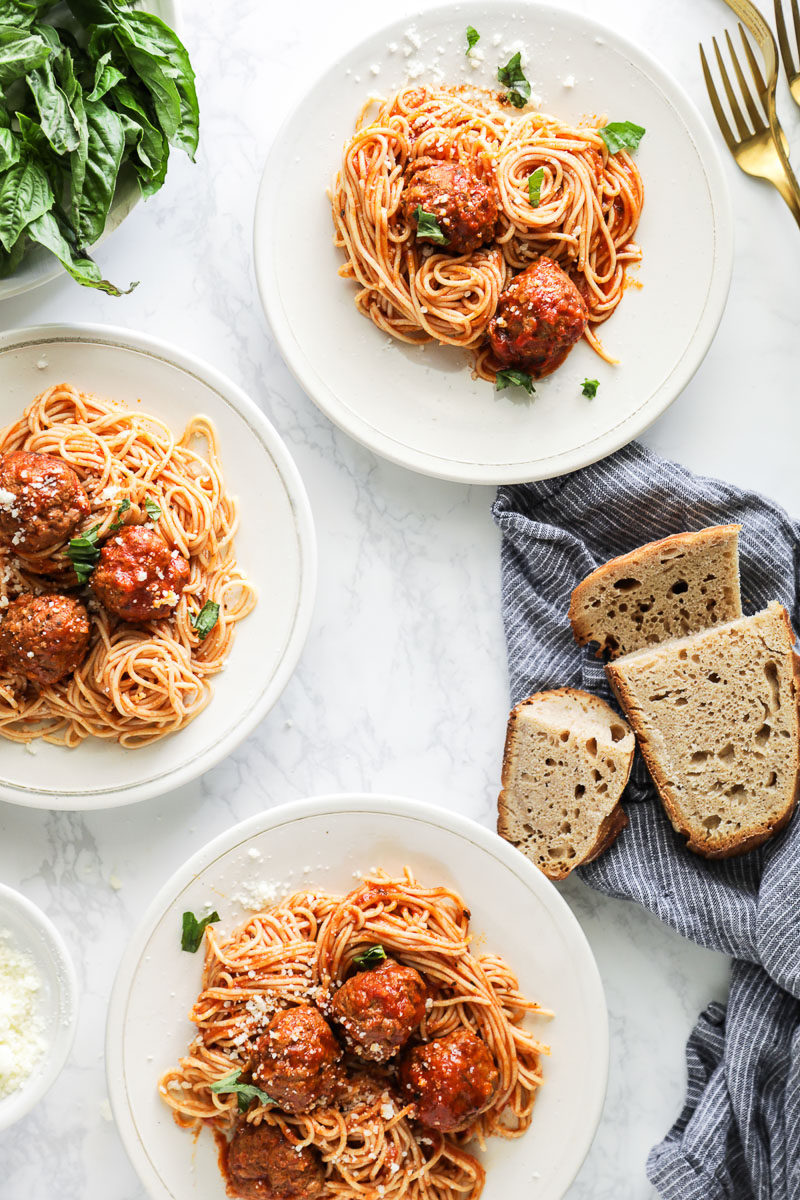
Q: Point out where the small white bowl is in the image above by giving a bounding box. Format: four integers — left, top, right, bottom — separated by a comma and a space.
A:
0, 884, 78, 1131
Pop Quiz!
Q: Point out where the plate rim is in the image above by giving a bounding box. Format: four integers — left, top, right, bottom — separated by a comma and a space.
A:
253, 0, 734, 485
105, 791, 610, 1200
0, 322, 317, 810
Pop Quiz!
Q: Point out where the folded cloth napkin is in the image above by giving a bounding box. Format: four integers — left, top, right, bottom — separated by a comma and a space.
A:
492, 441, 800, 1200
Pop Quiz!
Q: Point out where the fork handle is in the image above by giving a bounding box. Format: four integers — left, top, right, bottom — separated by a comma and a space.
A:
773, 174, 800, 226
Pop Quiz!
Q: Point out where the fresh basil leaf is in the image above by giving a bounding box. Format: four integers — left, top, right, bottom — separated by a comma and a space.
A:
27, 58, 81, 154
118, 11, 198, 159
110, 80, 168, 195
0, 126, 19, 170
598, 121, 645, 154
66, 521, 102, 584
581, 378, 599, 399
87, 50, 124, 102
64, 0, 119, 23
109, 496, 130, 531
495, 368, 535, 395
466, 25, 479, 52
209, 1069, 274, 1114
0, 28, 52, 84
181, 909, 220, 953
527, 166, 544, 207
353, 944, 387, 969
28, 209, 134, 295
114, 32, 181, 143
71, 96, 124, 245
0, 158, 53, 251
0, 227, 27, 276
497, 51, 530, 109
413, 204, 448, 245
191, 600, 219, 640
142, 497, 160, 521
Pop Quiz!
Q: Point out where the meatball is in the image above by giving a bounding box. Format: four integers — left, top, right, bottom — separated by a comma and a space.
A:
331, 956, 426, 1063
487, 256, 588, 378
0, 451, 89, 554
90, 525, 190, 622
398, 1028, 498, 1131
402, 160, 498, 255
252, 1005, 341, 1113
0, 594, 90, 685
227, 1121, 324, 1200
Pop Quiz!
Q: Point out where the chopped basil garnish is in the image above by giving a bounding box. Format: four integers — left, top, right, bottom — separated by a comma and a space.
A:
581, 378, 599, 399
191, 600, 220, 640
528, 167, 544, 208
144, 498, 162, 521
413, 205, 449, 245
209, 1069, 274, 1114
181, 909, 220, 953
496, 368, 535, 395
497, 51, 531, 108
466, 25, 480, 52
67, 524, 103, 584
353, 944, 387, 969
109, 497, 131, 532
598, 121, 645, 154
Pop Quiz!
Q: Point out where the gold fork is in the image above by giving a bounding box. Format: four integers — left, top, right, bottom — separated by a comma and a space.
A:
700, 14, 800, 225
775, 0, 800, 102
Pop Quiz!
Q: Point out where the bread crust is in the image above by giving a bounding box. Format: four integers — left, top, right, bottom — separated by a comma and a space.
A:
606, 605, 800, 859
497, 688, 633, 880
569, 525, 742, 658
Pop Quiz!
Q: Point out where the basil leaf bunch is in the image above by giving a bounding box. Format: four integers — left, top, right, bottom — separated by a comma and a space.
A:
0, 0, 199, 294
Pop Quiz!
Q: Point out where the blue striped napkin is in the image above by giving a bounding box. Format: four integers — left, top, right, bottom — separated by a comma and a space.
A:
492, 441, 800, 1200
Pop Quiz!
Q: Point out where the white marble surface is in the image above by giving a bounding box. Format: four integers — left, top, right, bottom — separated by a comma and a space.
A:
0, 0, 798, 1196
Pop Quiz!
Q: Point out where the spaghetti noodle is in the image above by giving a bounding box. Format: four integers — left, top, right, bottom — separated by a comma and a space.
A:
160, 869, 550, 1200
331, 84, 644, 376
0, 383, 256, 747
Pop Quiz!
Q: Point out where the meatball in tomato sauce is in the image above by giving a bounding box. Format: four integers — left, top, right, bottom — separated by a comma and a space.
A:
487, 256, 588, 378
91, 525, 190, 623
0, 451, 89, 554
402, 160, 498, 255
0, 594, 90, 685
251, 1005, 341, 1114
227, 1120, 324, 1200
331, 956, 426, 1063
399, 1028, 498, 1131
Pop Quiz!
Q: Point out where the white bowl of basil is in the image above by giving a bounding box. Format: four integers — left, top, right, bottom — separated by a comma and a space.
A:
0, 0, 195, 301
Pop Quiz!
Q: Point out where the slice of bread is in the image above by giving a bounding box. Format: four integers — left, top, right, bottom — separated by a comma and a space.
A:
498, 688, 635, 880
569, 525, 742, 659
606, 602, 800, 858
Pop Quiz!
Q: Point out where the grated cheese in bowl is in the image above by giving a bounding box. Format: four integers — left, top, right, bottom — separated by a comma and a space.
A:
0, 929, 46, 1099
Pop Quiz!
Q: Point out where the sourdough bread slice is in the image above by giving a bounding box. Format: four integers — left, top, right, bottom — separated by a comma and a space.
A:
498, 688, 635, 880
569, 525, 742, 659
606, 602, 800, 858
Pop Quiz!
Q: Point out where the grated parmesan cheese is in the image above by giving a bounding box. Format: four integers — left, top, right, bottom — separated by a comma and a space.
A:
0, 929, 46, 1098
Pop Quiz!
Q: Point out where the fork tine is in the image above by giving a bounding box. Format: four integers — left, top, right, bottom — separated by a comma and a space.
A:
712, 35, 751, 139
739, 23, 769, 97
726, 29, 767, 131
700, 42, 737, 150
775, 0, 796, 75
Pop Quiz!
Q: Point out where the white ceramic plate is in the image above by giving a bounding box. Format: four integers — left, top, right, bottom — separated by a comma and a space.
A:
106, 794, 608, 1200
0, 883, 79, 1131
0, 0, 180, 302
0, 325, 316, 809
255, 1, 733, 485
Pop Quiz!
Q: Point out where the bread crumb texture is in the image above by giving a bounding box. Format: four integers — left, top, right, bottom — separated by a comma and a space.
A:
498, 689, 634, 879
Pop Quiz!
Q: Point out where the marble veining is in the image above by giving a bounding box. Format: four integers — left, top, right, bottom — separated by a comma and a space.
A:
0, 0, 797, 1196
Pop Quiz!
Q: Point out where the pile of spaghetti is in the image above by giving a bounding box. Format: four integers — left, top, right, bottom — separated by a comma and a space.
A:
0, 383, 256, 747
160, 870, 550, 1200
331, 84, 644, 375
